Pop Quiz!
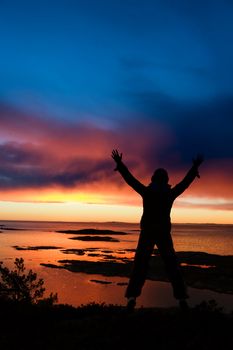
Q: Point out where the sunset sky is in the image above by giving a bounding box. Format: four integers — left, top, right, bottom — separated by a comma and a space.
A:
0, 0, 233, 223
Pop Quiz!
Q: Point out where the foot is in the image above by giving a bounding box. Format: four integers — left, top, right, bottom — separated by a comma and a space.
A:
126, 297, 136, 311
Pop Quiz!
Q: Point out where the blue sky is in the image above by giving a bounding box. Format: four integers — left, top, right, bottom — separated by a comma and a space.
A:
1, 0, 233, 122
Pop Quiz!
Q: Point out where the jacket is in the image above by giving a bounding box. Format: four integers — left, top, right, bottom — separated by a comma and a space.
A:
116, 162, 199, 231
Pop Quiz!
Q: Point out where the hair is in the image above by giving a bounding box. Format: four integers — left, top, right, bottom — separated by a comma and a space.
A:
151, 168, 169, 185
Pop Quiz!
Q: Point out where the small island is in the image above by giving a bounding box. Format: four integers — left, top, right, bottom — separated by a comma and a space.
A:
56, 228, 128, 235
13, 245, 62, 251
69, 235, 119, 242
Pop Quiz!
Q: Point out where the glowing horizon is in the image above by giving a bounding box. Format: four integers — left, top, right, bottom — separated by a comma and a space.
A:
0, 189, 232, 224
0, 201, 232, 224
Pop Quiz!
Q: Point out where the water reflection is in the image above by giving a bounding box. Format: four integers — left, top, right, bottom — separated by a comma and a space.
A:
39, 267, 233, 313
0, 220, 233, 312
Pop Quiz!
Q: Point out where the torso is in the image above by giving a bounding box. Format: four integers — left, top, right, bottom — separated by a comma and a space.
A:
140, 185, 174, 231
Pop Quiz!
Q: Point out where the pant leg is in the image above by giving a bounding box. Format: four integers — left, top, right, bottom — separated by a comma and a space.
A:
125, 231, 154, 298
156, 234, 188, 300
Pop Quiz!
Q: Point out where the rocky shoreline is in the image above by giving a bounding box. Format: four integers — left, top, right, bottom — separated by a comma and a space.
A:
41, 250, 233, 295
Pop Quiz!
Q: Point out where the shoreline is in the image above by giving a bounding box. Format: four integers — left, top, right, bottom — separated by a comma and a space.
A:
41, 250, 233, 295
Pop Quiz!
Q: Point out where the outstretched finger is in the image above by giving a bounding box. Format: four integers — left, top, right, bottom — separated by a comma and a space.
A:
111, 149, 117, 157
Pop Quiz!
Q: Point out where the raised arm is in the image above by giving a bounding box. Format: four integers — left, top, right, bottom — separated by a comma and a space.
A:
172, 154, 204, 198
111, 149, 146, 196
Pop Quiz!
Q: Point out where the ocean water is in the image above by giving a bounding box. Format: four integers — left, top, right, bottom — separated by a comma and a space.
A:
0, 220, 232, 311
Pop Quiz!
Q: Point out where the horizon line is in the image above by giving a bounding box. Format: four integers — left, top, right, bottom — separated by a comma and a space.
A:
0, 219, 232, 225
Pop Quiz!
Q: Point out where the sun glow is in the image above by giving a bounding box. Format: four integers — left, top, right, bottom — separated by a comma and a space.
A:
40, 191, 107, 205
0, 196, 232, 224
0, 188, 111, 205
0, 182, 232, 223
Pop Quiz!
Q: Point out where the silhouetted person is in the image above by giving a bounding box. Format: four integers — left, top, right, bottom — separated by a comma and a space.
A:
111, 149, 203, 311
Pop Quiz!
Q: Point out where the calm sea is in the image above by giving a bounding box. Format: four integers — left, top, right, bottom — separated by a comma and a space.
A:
0, 220, 232, 311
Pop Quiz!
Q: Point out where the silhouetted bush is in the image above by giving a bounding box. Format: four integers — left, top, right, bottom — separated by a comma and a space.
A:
0, 258, 57, 304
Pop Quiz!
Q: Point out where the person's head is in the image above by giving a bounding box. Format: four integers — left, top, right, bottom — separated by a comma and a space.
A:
151, 168, 169, 185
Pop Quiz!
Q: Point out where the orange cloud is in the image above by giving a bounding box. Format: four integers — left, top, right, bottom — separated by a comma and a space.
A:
0, 103, 232, 223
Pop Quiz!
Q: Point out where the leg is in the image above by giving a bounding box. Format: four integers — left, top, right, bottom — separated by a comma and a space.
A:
125, 231, 154, 299
156, 234, 188, 301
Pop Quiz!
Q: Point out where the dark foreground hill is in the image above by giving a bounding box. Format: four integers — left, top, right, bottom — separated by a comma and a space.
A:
0, 300, 232, 350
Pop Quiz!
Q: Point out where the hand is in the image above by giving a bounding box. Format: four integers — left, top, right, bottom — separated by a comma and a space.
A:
111, 149, 122, 164
192, 154, 204, 167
